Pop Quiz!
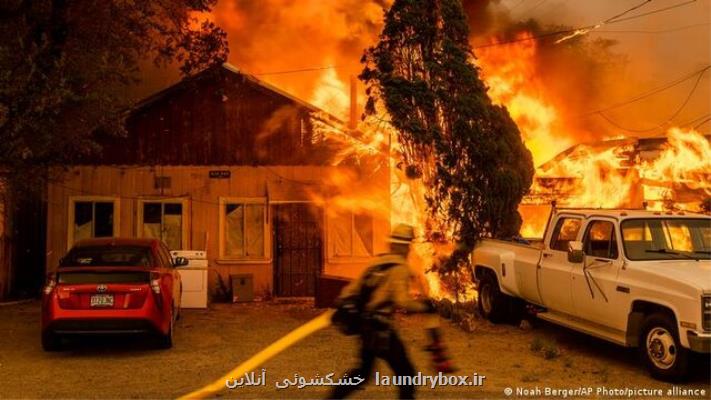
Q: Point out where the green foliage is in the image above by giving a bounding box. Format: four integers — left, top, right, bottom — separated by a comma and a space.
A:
530, 336, 560, 360
0, 0, 228, 190
361, 0, 534, 272
530, 336, 544, 352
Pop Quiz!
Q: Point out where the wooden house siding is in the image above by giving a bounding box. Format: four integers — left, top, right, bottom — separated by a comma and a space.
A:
89, 65, 331, 166
43, 64, 389, 299
46, 166, 390, 298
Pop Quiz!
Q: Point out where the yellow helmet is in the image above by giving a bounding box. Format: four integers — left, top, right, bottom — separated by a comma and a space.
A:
390, 223, 415, 244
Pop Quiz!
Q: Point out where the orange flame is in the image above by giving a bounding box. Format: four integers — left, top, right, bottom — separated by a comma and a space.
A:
293, 31, 709, 299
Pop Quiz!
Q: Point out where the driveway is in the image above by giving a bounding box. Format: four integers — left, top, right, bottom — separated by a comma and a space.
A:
0, 300, 708, 399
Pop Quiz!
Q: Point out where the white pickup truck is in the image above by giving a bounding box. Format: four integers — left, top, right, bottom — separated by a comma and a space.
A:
472, 208, 710, 381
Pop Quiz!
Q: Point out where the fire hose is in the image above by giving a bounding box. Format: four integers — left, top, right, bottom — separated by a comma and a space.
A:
178, 309, 335, 399
179, 270, 452, 398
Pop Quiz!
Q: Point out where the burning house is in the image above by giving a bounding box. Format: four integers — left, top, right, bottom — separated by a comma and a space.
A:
42, 63, 391, 300
519, 130, 711, 238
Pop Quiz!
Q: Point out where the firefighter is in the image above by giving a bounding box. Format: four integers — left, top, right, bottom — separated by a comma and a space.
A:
329, 224, 450, 400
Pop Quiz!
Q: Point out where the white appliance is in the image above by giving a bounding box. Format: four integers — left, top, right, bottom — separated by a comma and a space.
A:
171, 250, 208, 309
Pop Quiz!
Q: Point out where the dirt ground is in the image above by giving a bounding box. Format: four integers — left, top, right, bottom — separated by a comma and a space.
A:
0, 300, 708, 399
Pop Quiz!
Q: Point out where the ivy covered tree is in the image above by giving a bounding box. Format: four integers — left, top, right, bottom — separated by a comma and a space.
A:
361, 0, 534, 273
0, 0, 228, 190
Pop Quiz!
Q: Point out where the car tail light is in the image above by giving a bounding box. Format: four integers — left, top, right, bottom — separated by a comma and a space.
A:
150, 273, 161, 295
150, 272, 163, 308
43, 274, 57, 295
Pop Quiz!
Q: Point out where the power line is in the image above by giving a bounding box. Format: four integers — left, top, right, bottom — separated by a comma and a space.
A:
678, 112, 711, 127
246, 3, 702, 76
591, 21, 711, 35
477, 0, 654, 48
519, 0, 547, 15
693, 116, 711, 129
596, 66, 708, 133
473, 0, 698, 48
579, 65, 711, 117
473, 28, 578, 49
608, 0, 698, 24
254, 65, 343, 76
604, 0, 654, 24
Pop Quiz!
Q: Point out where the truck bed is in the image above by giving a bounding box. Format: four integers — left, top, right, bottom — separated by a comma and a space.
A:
472, 238, 544, 304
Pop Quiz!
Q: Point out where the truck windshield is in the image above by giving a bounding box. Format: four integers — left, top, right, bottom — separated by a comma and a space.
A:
621, 218, 711, 261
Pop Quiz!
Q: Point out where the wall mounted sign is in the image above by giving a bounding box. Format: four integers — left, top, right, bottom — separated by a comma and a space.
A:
209, 170, 231, 179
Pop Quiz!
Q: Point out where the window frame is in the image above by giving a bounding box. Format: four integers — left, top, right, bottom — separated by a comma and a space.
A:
548, 216, 583, 253
67, 196, 120, 250
218, 197, 270, 262
582, 219, 620, 260
136, 197, 189, 251
620, 218, 711, 261
327, 209, 374, 262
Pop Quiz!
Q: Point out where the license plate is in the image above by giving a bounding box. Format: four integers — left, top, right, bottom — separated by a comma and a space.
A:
90, 294, 114, 307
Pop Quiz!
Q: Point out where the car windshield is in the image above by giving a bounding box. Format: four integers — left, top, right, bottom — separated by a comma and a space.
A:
61, 246, 152, 267
621, 218, 711, 261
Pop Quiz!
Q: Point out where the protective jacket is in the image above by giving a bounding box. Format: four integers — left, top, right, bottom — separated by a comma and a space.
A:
337, 253, 429, 317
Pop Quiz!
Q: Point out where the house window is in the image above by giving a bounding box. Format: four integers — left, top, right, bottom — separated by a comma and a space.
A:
68, 197, 119, 246
220, 199, 267, 259
330, 211, 373, 258
138, 200, 187, 250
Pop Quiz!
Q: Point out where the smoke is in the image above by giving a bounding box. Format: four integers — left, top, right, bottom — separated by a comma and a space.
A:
211, 0, 385, 109
130, 0, 708, 162
479, 0, 710, 140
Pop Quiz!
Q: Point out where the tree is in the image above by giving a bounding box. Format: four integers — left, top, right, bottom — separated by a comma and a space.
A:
0, 0, 228, 190
361, 0, 534, 274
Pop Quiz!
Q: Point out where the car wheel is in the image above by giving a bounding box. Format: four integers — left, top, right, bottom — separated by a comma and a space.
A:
477, 272, 510, 323
639, 312, 689, 381
158, 306, 174, 349
42, 330, 62, 352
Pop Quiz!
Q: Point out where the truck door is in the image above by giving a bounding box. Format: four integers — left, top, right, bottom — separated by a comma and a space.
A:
572, 218, 626, 331
538, 215, 581, 315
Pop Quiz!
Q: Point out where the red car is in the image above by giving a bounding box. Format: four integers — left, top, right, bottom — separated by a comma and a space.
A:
41, 238, 186, 351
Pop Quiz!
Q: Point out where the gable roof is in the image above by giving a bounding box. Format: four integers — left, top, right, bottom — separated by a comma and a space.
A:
131, 63, 342, 126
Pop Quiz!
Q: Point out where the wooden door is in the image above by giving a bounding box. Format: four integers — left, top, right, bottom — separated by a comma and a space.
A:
273, 204, 323, 297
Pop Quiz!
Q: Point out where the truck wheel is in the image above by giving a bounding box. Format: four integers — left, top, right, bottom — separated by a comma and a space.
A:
639, 313, 689, 381
477, 273, 510, 323
42, 331, 62, 352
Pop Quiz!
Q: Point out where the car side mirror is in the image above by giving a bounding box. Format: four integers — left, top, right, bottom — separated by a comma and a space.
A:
173, 257, 189, 267
567, 241, 584, 263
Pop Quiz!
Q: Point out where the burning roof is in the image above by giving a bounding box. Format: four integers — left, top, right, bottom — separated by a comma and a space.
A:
517, 130, 711, 238
528, 130, 711, 209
